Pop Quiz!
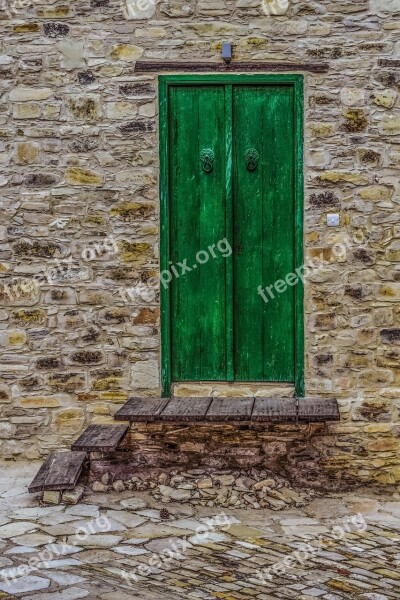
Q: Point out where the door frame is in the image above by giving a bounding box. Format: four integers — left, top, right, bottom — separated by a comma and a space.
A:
159, 74, 304, 398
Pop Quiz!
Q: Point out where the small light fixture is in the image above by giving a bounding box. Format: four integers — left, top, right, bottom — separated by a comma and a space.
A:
222, 42, 232, 63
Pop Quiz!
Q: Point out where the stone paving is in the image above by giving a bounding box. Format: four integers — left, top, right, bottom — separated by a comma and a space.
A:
0, 463, 400, 600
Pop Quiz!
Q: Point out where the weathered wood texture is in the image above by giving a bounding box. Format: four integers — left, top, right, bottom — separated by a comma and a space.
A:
29, 451, 87, 493
168, 83, 297, 382
71, 424, 129, 451
114, 397, 340, 423
298, 398, 340, 422
114, 397, 169, 422
29, 452, 56, 493
233, 85, 295, 381
136, 61, 329, 73
252, 398, 297, 422
205, 397, 254, 421
160, 397, 212, 421
169, 85, 228, 381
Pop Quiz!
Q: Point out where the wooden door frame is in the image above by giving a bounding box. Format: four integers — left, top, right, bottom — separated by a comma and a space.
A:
159, 74, 304, 398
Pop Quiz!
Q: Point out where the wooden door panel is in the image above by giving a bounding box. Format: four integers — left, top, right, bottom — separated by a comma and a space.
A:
169, 86, 228, 381
262, 87, 295, 381
233, 85, 295, 381
232, 86, 265, 380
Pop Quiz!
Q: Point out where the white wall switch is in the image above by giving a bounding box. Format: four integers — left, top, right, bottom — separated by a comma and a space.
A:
327, 213, 340, 227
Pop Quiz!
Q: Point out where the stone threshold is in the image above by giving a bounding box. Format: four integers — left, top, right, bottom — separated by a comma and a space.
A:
173, 381, 295, 397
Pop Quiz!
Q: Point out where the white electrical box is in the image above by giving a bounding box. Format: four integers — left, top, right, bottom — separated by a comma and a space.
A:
327, 213, 340, 227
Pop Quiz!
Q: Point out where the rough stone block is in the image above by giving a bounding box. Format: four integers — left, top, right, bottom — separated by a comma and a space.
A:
340, 87, 366, 106
19, 396, 62, 408
43, 490, 62, 504
379, 116, 400, 135
10, 87, 52, 101
70, 350, 104, 365
62, 486, 84, 504
370, 0, 400, 13
14, 142, 41, 164
261, 0, 290, 15
110, 44, 143, 62
58, 40, 86, 70
52, 408, 85, 433
380, 329, 400, 344
65, 167, 104, 186
371, 89, 397, 108
131, 359, 159, 389
13, 103, 41, 119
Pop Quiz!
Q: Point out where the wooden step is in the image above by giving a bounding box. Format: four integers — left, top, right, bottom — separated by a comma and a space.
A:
205, 397, 254, 422
298, 398, 340, 422
71, 424, 129, 452
114, 397, 169, 422
29, 451, 87, 493
252, 397, 297, 422
160, 396, 212, 421
114, 396, 340, 423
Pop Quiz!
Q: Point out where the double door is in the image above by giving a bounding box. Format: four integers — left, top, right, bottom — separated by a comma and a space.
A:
166, 81, 300, 385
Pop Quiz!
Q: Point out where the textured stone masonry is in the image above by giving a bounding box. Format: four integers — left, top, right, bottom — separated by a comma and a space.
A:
0, 0, 400, 485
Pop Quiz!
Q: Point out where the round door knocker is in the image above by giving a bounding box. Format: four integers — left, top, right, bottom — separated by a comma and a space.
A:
200, 149, 215, 173
245, 148, 259, 172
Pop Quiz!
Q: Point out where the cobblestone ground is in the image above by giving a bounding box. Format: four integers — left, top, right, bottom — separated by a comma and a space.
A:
0, 463, 399, 600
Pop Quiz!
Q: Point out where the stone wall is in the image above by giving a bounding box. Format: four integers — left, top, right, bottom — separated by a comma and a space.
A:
89, 422, 354, 490
0, 0, 400, 484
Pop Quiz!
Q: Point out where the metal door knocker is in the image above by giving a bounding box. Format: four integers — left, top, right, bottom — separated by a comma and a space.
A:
200, 149, 214, 173
245, 148, 259, 171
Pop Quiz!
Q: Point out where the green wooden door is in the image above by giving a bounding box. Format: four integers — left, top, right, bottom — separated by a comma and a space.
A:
233, 86, 295, 381
169, 85, 229, 381
168, 83, 297, 384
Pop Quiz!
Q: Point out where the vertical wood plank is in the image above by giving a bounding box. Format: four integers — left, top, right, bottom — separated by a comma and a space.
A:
233, 85, 296, 382
170, 85, 227, 381
198, 86, 228, 379
159, 77, 171, 397
225, 84, 234, 382
263, 86, 295, 381
294, 78, 305, 397
233, 86, 265, 380
170, 86, 200, 380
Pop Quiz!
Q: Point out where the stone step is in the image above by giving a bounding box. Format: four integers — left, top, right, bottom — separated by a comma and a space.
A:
29, 451, 87, 493
71, 424, 129, 452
